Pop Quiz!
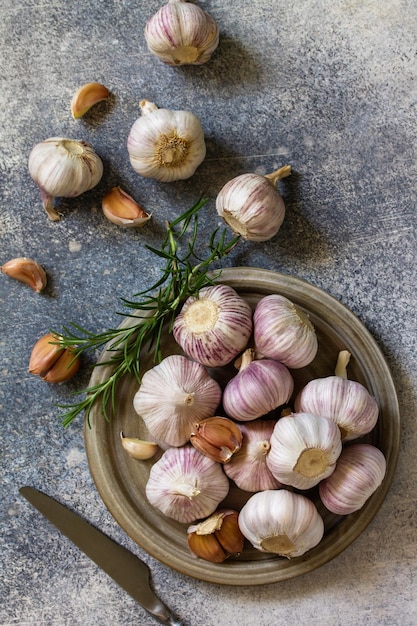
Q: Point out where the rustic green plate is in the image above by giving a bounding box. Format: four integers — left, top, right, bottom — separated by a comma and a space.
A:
84, 267, 400, 585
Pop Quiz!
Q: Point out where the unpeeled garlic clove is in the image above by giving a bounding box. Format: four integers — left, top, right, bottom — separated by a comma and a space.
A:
190, 416, 243, 463
187, 510, 244, 563
120, 432, 159, 460
71, 82, 110, 119
102, 187, 151, 227
1, 257, 47, 293
29, 333, 81, 383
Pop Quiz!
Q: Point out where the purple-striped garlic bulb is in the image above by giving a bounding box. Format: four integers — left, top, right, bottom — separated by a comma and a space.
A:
238, 490, 324, 558
319, 444, 386, 515
216, 165, 291, 242
223, 420, 282, 492
267, 412, 342, 490
145, 0, 219, 66
146, 445, 229, 523
133, 354, 221, 447
222, 348, 294, 421
172, 284, 253, 367
295, 375, 379, 441
253, 294, 318, 368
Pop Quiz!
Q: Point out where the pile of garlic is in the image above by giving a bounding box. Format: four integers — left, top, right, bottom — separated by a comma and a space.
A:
127, 284, 387, 564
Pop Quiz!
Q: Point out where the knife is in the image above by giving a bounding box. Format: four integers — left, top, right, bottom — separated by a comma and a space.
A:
19, 486, 184, 626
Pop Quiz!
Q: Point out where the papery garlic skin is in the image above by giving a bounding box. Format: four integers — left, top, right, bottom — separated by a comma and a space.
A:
1, 257, 47, 293
253, 294, 318, 368
146, 445, 229, 523
71, 82, 110, 119
267, 412, 342, 490
145, 0, 219, 66
172, 284, 253, 367
224, 420, 282, 492
28, 137, 103, 221
238, 490, 324, 558
319, 444, 386, 515
133, 355, 221, 447
127, 100, 206, 182
223, 349, 294, 421
215, 166, 291, 242
187, 510, 244, 563
295, 375, 379, 441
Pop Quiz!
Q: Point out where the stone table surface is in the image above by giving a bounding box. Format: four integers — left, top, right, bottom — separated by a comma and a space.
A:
1, 1, 416, 625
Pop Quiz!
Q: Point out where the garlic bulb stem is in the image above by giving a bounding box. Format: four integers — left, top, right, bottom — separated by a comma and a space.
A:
264, 164, 292, 186
334, 350, 351, 378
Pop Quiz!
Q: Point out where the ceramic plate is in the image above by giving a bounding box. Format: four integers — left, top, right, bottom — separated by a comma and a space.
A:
84, 268, 400, 585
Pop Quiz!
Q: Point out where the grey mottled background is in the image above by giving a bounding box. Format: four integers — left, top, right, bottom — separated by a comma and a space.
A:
1, 1, 416, 625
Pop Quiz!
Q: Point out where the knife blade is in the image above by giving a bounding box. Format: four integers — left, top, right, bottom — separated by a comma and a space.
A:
19, 486, 184, 626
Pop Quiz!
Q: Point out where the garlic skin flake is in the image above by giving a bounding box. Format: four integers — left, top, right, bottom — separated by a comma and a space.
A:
1, 257, 47, 293
146, 445, 229, 523
253, 294, 318, 369
70, 82, 110, 119
145, 0, 219, 66
238, 490, 324, 558
222, 348, 294, 421
215, 165, 291, 242
224, 420, 282, 492
127, 100, 206, 182
267, 412, 342, 490
133, 355, 221, 447
172, 284, 253, 367
102, 187, 151, 228
319, 444, 386, 515
295, 375, 379, 441
28, 137, 103, 221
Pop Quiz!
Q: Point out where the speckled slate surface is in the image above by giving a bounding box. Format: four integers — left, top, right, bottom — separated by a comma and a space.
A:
0, 1, 416, 625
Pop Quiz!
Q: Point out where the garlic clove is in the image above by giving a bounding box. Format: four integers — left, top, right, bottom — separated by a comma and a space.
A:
190, 416, 243, 463
29, 333, 81, 383
238, 490, 324, 558
102, 187, 151, 228
215, 165, 291, 242
187, 510, 244, 562
120, 432, 159, 460
70, 82, 110, 119
145, 0, 220, 66
319, 444, 386, 515
1, 257, 47, 293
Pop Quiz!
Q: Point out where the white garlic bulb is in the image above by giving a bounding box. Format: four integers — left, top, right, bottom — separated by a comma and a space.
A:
172, 284, 253, 367
28, 137, 103, 221
215, 165, 291, 242
295, 375, 379, 441
319, 444, 386, 515
238, 490, 324, 558
223, 420, 282, 492
133, 355, 221, 447
127, 100, 206, 182
145, 0, 219, 66
146, 445, 229, 523
253, 294, 318, 368
222, 349, 294, 421
266, 412, 342, 490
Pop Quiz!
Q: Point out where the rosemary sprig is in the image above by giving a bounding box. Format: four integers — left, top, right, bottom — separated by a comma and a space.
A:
57, 197, 240, 427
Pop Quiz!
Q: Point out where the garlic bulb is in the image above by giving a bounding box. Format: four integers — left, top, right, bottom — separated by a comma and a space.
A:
253, 294, 318, 368
222, 348, 294, 421
319, 444, 386, 515
1, 257, 47, 293
29, 333, 81, 383
190, 416, 242, 463
28, 137, 103, 221
127, 100, 206, 182
146, 445, 229, 523
267, 412, 342, 490
172, 284, 253, 367
187, 510, 244, 563
215, 165, 291, 242
145, 0, 219, 66
102, 187, 151, 228
223, 420, 282, 492
295, 375, 379, 441
133, 354, 221, 447
238, 490, 324, 558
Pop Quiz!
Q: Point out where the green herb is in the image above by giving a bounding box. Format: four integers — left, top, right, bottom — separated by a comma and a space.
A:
57, 198, 240, 427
